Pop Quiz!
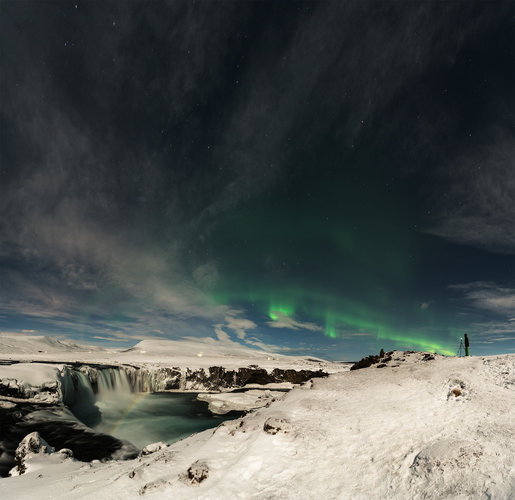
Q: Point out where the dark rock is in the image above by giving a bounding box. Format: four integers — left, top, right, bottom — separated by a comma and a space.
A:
350, 350, 395, 370
0, 383, 26, 399
272, 368, 327, 384
157, 368, 181, 390
422, 353, 435, 361
185, 460, 209, 484
183, 366, 327, 391
376, 363, 387, 368
350, 355, 380, 370
263, 417, 293, 435
238, 367, 273, 385
57, 448, 73, 458
0, 380, 58, 400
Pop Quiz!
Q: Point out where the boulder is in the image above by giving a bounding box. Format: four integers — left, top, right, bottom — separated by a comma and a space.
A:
181, 460, 209, 485
9, 432, 54, 476
140, 441, 168, 456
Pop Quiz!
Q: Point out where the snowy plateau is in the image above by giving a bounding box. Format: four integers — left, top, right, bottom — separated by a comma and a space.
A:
0, 334, 514, 499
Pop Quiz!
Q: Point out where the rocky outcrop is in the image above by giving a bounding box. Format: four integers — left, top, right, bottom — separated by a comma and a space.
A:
0, 400, 138, 477
9, 431, 74, 476
1, 363, 328, 405
350, 350, 438, 370
10, 431, 54, 475
350, 350, 393, 370
183, 366, 327, 391
0, 379, 59, 402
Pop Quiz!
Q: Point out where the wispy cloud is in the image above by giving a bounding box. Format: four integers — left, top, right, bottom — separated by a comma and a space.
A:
267, 312, 323, 332
214, 323, 293, 354
423, 131, 514, 255
92, 336, 127, 342
450, 281, 515, 316
344, 332, 375, 338
456, 319, 515, 349
224, 315, 257, 340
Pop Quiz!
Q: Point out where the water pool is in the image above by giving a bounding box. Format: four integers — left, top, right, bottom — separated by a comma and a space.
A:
93, 391, 242, 449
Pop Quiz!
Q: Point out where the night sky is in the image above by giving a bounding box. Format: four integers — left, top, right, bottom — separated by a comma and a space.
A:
1, 1, 514, 360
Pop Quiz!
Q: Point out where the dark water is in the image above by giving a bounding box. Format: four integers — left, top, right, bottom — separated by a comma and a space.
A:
0, 402, 138, 477
93, 392, 242, 449
0, 392, 242, 477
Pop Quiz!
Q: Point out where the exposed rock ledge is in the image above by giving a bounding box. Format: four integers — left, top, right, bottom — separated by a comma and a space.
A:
0, 363, 329, 404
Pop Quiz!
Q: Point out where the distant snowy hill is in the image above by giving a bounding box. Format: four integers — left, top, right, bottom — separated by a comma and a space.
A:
0, 334, 100, 355
0, 334, 338, 372
2, 351, 514, 499
126, 337, 279, 359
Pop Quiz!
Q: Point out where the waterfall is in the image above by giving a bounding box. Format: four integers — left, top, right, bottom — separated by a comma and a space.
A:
70, 371, 100, 427
58, 366, 149, 432
96, 368, 132, 397
56, 366, 146, 429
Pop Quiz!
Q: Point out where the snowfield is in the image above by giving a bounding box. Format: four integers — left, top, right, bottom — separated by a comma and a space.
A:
0, 334, 341, 373
1, 350, 514, 499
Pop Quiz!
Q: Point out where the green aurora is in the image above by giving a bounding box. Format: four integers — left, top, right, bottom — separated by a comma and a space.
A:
212, 286, 458, 356
203, 163, 467, 357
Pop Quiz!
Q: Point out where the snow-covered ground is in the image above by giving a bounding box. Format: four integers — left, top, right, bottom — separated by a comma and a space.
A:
197, 389, 288, 414
0, 335, 100, 355
2, 351, 514, 499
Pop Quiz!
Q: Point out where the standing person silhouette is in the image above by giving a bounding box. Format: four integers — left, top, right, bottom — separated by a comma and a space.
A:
464, 334, 470, 356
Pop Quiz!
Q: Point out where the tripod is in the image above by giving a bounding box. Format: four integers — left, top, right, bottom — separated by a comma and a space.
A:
457, 338, 465, 356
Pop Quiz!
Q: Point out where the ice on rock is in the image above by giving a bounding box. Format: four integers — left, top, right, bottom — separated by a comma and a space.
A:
0, 364, 64, 403
140, 442, 169, 456
0, 400, 17, 409
197, 389, 287, 414
9, 432, 65, 476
